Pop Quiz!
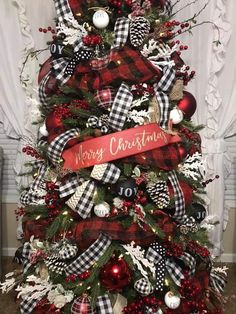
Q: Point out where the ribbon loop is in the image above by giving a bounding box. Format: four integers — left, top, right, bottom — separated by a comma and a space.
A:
154, 66, 176, 128
96, 294, 114, 314
168, 170, 185, 222
113, 17, 130, 47
91, 163, 121, 184
66, 233, 112, 275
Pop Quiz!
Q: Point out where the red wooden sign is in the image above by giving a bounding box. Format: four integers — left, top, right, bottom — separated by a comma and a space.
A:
62, 124, 181, 170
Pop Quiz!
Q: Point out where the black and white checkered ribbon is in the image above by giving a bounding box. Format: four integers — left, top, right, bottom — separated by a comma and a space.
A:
58, 241, 78, 260
154, 66, 176, 128
22, 242, 33, 273
91, 163, 121, 184
108, 82, 133, 131
168, 170, 185, 223
66, 180, 96, 219
96, 294, 113, 314
38, 71, 52, 106
51, 57, 71, 85
53, 0, 72, 22
20, 295, 44, 314
66, 233, 112, 275
47, 128, 80, 165
20, 164, 47, 206
134, 278, 154, 296
210, 270, 227, 293
179, 252, 196, 276
113, 17, 130, 47
146, 242, 184, 288
59, 175, 85, 198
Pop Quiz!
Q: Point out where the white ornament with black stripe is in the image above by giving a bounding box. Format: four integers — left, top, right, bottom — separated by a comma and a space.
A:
130, 17, 150, 47
147, 181, 170, 209
45, 254, 67, 275
94, 202, 110, 217
92, 10, 110, 29
164, 291, 181, 309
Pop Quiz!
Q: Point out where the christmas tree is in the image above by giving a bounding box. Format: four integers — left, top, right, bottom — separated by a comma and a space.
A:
1, 0, 227, 313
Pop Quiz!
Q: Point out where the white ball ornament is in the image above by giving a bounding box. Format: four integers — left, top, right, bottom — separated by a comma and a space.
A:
164, 291, 181, 309
94, 202, 110, 217
169, 108, 184, 124
92, 10, 109, 29
39, 123, 49, 137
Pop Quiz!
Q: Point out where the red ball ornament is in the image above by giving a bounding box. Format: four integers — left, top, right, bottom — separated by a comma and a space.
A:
71, 294, 95, 314
177, 145, 187, 159
100, 257, 132, 292
177, 91, 197, 119
95, 86, 115, 110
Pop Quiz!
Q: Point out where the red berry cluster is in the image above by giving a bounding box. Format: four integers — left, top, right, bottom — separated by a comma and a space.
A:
82, 34, 102, 47
22, 145, 41, 159
164, 240, 183, 258
178, 126, 201, 154
132, 83, 155, 97
175, 21, 190, 35
14, 207, 25, 221
45, 182, 62, 212
123, 296, 163, 314
54, 100, 89, 120
109, 0, 132, 15
38, 26, 56, 39
65, 270, 90, 282
187, 240, 210, 258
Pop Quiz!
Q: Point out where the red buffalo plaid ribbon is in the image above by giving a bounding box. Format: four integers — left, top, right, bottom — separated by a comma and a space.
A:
67, 46, 161, 91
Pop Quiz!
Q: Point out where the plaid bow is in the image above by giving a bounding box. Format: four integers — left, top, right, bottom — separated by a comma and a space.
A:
91, 163, 121, 184
108, 82, 133, 131
168, 170, 185, 222
134, 278, 154, 296
146, 242, 185, 288
22, 242, 33, 273
113, 17, 130, 47
66, 233, 111, 275
47, 128, 80, 165
154, 66, 176, 128
179, 252, 196, 276
20, 295, 44, 314
59, 175, 85, 198
38, 71, 51, 106
96, 294, 113, 314
51, 57, 71, 85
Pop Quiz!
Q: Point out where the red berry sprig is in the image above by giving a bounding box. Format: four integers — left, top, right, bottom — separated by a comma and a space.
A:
22, 145, 41, 159
123, 296, 163, 314
202, 175, 220, 187
38, 26, 56, 39
164, 240, 184, 258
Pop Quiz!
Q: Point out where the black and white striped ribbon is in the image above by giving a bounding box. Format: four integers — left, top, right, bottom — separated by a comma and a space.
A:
66, 233, 112, 275
38, 71, 51, 106
53, 0, 72, 22
146, 242, 184, 288
154, 66, 176, 129
168, 170, 185, 223
108, 82, 133, 131
66, 180, 96, 219
47, 128, 80, 165
113, 17, 130, 47
91, 163, 121, 184
96, 294, 113, 314
210, 270, 227, 293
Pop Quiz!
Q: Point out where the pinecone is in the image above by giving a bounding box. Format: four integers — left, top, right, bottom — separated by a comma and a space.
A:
45, 254, 67, 275
130, 17, 150, 47
147, 181, 170, 209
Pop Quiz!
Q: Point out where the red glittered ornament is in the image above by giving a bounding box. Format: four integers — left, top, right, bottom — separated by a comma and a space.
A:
71, 294, 95, 314
177, 91, 197, 119
100, 257, 132, 292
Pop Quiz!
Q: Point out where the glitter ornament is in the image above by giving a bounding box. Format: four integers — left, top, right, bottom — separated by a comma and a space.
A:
92, 10, 109, 29
164, 291, 181, 309
169, 108, 184, 124
94, 202, 110, 217
71, 294, 95, 314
